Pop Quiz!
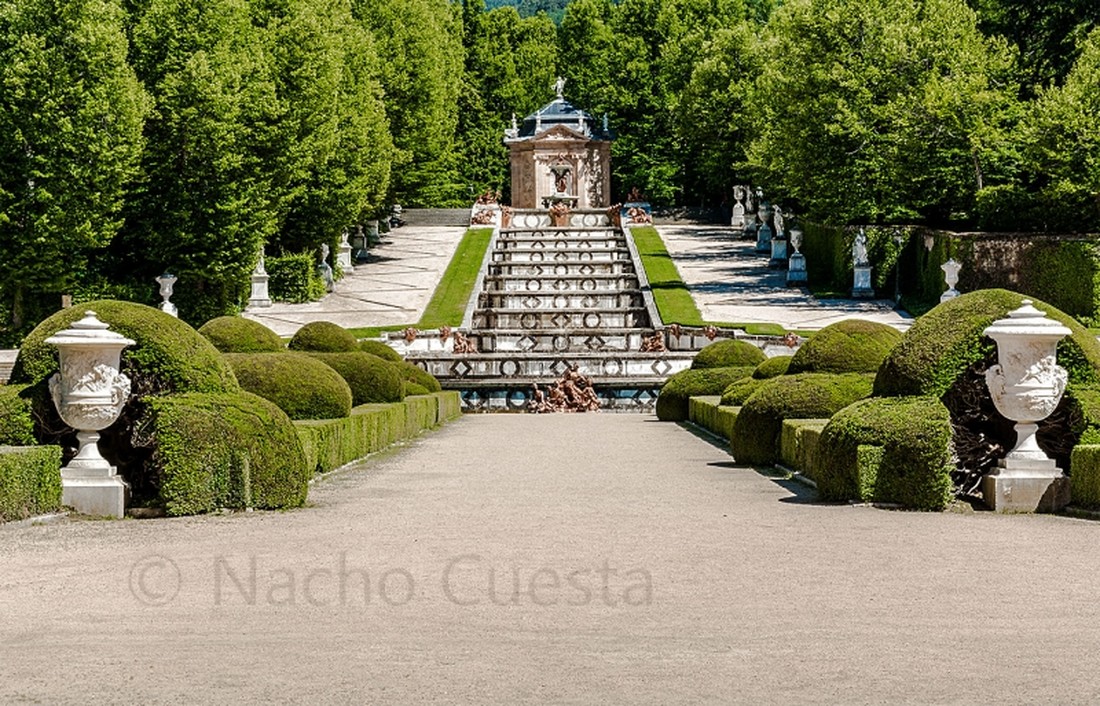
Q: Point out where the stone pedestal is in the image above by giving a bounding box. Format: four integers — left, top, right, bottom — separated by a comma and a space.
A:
787, 253, 807, 285
756, 223, 772, 254
851, 266, 874, 298
337, 233, 354, 275
62, 472, 130, 519
768, 237, 788, 269
982, 474, 1070, 513
730, 203, 745, 229
249, 272, 271, 308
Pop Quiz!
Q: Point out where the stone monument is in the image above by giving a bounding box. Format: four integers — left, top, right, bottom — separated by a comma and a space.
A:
318, 243, 335, 293
940, 259, 961, 302
155, 273, 178, 317
851, 228, 874, 298
337, 229, 354, 275
982, 300, 1072, 512
731, 186, 746, 229
768, 205, 788, 268
787, 223, 807, 285
755, 200, 773, 254
249, 247, 272, 308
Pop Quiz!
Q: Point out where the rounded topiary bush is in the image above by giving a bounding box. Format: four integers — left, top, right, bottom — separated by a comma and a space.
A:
691, 339, 767, 370
306, 352, 405, 405
149, 391, 310, 516
359, 339, 403, 362
405, 382, 431, 396
730, 372, 874, 466
814, 396, 953, 510
225, 352, 352, 420
720, 377, 766, 406
198, 316, 285, 353
288, 321, 358, 353
787, 319, 902, 375
753, 355, 792, 379
656, 366, 755, 421
401, 361, 442, 394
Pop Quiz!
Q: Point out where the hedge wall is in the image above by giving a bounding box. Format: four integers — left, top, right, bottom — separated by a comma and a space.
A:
779, 419, 829, 476
687, 396, 739, 442
267, 253, 326, 303
1071, 444, 1100, 509
0, 385, 34, 446
0, 445, 62, 522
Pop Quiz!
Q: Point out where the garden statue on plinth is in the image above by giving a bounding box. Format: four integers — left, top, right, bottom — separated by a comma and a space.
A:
941, 259, 961, 302
982, 300, 1072, 512
787, 222, 807, 285
769, 205, 789, 268
851, 228, 874, 298
731, 185, 746, 229
46, 311, 135, 518
155, 273, 178, 317
249, 247, 272, 308
318, 243, 335, 293
756, 200, 773, 254
337, 229, 354, 275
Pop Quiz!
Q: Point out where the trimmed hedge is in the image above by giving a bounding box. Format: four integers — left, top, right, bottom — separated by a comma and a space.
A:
225, 352, 352, 420
687, 396, 740, 442
0, 445, 62, 522
1071, 445, 1100, 509
0, 385, 34, 445
753, 355, 792, 379
720, 377, 766, 406
406, 382, 431, 396
289, 321, 359, 353
656, 366, 755, 421
788, 319, 902, 375
779, 419, 829, 474
359, 339, 404, 362
814, 396, 954, 510
296, 392, 462, 474
147, 392, 310, 516
731, 373, 874, 466
267, 252, 326, 303
306, 352, 405, 405
198, 316, 285, 353
400, 361, 442, 393
691, 339, 766, 370
875, 289, 1100, 398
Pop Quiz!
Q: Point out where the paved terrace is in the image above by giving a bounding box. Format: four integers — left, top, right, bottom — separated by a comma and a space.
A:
2, 414, 1099, 703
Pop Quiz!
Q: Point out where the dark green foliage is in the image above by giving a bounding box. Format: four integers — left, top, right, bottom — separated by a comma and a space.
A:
0, 445, 62, 522
720, 377, 765, 406
0, 385, 34, 445
147, 391, 309, 515
405, 382, 431, 396
1069, 384, 1100, 447
814, 396, 954, 510
875, 289, 1100, 398
306, 352, 405, 405
656, 365, 755, 421
224, 352, 352, 420
288, 321, 359, 353
1070, 445, 1100, 509
198, 316, 285, 353
753, 355, 792, 379
730, 372, 874, 466
691, 339, 766, 369
788, 319, 902, 375
266, 253, 327, 303
400, 361, 442, 393
359, 339, 403, 362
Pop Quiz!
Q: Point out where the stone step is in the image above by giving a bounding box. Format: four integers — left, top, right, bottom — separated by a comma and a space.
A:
473, 308, 650, 331
479, 290, 645, 311
507, 211, 613, 230
489, 260, 635, 276
474, 328, 654, 353
490, 248, 632, 265
401, 208, 471, 227
411, 352, 692, 383
496, 236, 624, 252
483, 274, 640, 293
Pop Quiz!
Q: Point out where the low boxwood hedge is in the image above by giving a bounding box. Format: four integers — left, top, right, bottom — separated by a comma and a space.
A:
731, 373, 874, 466
224, 352, 352, 420
0, 385, 34, 446
814, 396, 954, 510
720, 377, 766, 406
401, 361, 442, 393
687, 396, 739, 441
147, 391, 310, 516
289, 321, 359, 353
359, 340, 403, 362
656, 366, 756, 421
198, 316, 285, 353
691, 339, 766, 370
753, 355, 792, 379
306, 352, 405, 405
1071, 444, 1100, 509
406, 382, 431, 396
788, 319, 902, 375
0, 445, 62, 522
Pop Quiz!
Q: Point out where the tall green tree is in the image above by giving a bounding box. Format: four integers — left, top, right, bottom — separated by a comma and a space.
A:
0, 0, 146, 338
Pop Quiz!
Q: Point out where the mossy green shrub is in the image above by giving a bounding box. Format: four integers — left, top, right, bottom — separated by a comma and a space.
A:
288, 321, 359, 353
691, 339, 766, 370
306, 352, 404, 405
788, 319, 902, 375
0, 446, 62, 522
406, 382, 431, 396
401, 361, 442, 393
779, 419, 829, 473
688, 396, 740, 441
147, 392, 309, 515
402, 394, 438, 438
753, 355, 792, 379
1070, 445, 1100, 509
875, 290, 1100, 398
10, 301, 239, 503
731, 373, 874, 466
198, 316, 285, 353
359, 339, 403, 362
224, 352, 352, 420
267, 252, 326, 303
720, 377, 766, 406
814, 396, 954, 510
0, 385, 34, 445
656, 366, 755, 421
1069, 384, 1100, 446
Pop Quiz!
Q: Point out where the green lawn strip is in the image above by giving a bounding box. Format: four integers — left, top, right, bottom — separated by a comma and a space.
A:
630, 225, 706, 326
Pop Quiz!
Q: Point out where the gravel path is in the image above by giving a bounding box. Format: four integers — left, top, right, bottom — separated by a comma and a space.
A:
3, 414, 1100, 703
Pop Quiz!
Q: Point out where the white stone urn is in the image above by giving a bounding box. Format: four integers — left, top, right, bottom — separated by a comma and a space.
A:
940, 259, 961, 302
156, 273, 178, 317
45, 311, 135, 518
982, 300, 1072, 512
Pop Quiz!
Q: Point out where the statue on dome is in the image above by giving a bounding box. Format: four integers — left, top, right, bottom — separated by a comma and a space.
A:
553, 76, 566, 100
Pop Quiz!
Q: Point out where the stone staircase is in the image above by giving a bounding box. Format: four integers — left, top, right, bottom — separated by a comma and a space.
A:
400, 208, 472, 228
404, 209, 695, 411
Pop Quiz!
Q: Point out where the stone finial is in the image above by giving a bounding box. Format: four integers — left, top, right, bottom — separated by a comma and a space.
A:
940, 259, 961, 302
